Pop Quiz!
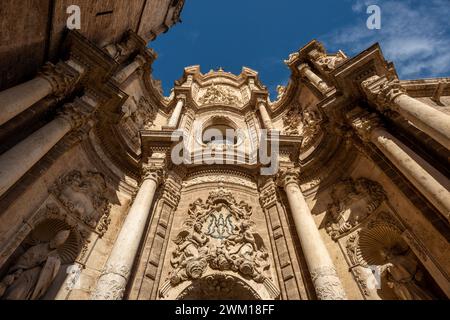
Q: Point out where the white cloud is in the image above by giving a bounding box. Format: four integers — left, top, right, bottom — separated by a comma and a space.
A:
321, 0, 450, 79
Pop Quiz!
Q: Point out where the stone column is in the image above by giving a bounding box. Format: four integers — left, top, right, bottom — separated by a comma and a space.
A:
167, 94, 186, 128
0, 62, 80, 126
0, 97, 95, 197
257, 98, 274, 130
113, 55, 146, 84
352, 112, 450, 223
279, 169, 347, 300
298, 63, 329, 93
91, 164, 164, 300
362, 75, 450, 150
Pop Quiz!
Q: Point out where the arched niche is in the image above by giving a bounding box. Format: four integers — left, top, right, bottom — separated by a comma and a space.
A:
346, 216, 447, 300
177, 274, 261, 300
0, 219, 81, 300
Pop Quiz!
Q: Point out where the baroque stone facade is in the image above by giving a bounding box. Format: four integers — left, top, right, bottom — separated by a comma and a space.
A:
0, 2, 449, 301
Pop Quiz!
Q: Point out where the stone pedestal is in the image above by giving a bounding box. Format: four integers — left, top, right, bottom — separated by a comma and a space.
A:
279, 169, 347, 300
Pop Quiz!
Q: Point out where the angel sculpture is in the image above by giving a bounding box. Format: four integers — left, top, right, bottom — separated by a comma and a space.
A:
0, 230, 71, 300
169, 223, 210, 284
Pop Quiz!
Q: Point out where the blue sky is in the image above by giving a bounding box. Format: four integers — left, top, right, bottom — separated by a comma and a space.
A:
150, 0, 450, 98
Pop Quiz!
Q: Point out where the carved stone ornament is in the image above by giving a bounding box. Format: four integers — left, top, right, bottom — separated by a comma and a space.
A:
165, 188, 272, 291
38, 61, 80, 98
361, 75, 406, 111
49, 170, 112, 236
198, 83, 242, 106
283, 104, 302, 136
301, 104, 323, 150
310, 266, 347, 300
121, 96, 158, 145
326, 177, 386, 240
182, 175, 257, 190
314, 51, 347, 72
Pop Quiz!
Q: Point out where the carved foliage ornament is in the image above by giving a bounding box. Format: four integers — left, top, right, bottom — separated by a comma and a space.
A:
361, 75, 406, 110
49, 170, 112, 236
326, 177, 386, 240
166, 188, 271, 289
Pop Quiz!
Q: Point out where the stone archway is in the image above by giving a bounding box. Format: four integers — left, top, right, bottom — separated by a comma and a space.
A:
177, 274, 261, 300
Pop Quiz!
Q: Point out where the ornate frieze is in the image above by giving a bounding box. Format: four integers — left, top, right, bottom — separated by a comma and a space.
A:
182, 175, 257, 190
310, 266, 347, 300
326, 177, 386, 240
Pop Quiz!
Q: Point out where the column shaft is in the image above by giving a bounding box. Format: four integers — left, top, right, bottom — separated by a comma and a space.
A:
167, 98, 184, 128
299, 64, 329, 93
0, 77, 53, 126
113, 56, 146, 84
0, 117, 72, 196
393, 94, 450, 150
370, 127, 450, 222
284, 182, 347, 300
258, 102, 274, 130
92, 176, 159, 300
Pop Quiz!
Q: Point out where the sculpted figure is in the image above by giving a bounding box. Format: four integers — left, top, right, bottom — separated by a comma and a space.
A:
0, 230, 71, 300
380, 248, 435, 300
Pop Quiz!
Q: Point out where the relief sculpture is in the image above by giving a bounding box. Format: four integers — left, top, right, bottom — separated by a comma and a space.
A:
167, 188, 271, 290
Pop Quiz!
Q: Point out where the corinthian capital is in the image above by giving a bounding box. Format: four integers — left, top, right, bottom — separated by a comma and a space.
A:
58, 98, 95, 130
38, 61, 81, 98
350, 112, 382, 142
276, 167, 301, 189
142, 161, 166, 185
361, 75, 406, 110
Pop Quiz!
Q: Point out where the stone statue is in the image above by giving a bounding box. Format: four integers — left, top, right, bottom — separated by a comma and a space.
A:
379, 248, 435, 300
0, 230, 71, 300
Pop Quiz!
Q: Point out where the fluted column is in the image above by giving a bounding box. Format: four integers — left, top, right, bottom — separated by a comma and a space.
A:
167, 94, 186, 128
92, 164, 164, 300
0, 61, 81, 126
279, 169, 347, 300
257, 98, 274, 130
113, 55, 146, 84
298, 63, 329, 93
0, 97, 95, 197
362, 75, 450, 150
352, 112, 450, 222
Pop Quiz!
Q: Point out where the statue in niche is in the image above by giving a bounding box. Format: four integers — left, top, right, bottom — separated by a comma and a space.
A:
379, 247, 435, 300
0, 230, 71, 300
